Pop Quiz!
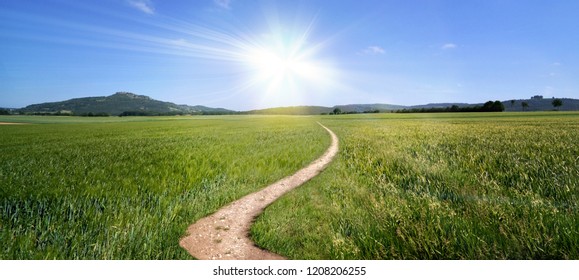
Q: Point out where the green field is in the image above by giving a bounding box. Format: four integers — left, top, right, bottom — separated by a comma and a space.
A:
253, 112, 579, 259
0, 116, 328, 259
2, 113, 578, 259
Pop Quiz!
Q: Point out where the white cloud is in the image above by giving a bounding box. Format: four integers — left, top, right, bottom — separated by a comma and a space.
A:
361, 45, 385, 55
441, 43, 457, 50
127, 0, 155, 15
214, 0, 232, 9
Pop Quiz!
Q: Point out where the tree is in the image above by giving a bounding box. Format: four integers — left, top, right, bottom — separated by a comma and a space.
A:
552, 98, 563, 110
481, 101, 504, 112
510, 100, 515, 107
521, 102, 529, 111
493, 101, 505, 112
332, 108, 342, 115
482, 101, 494, 111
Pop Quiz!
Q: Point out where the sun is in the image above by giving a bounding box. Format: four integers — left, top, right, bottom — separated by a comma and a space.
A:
249, 48, 296, 81
241, 31, 334, 97
248, 47, 314, 85
162, 11, 340, 106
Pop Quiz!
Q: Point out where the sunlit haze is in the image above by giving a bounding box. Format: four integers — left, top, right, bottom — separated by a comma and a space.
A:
1, 0, 578, 110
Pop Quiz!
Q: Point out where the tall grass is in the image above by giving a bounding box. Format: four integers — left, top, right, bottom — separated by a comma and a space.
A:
252, 112, 579, 259
0, 116, 328, 259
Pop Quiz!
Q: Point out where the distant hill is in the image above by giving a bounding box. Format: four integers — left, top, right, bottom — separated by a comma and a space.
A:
246, 106, 332, 115
19, 92, 234, 116
334, 103, 406, 112
246, 103, 405, 115
8, 93, 579, 116
501, 98, 579, 112
243, 98, 579, 115
394, 98, 579, 113
335, 98, 579, 113
409, 103, 471, 109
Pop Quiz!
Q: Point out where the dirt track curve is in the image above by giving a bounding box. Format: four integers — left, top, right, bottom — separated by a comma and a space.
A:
0, 122, 27, 125
179, 122, 339, 260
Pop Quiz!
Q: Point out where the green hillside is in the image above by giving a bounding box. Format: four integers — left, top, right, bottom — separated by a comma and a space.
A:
19, 92, 233, 116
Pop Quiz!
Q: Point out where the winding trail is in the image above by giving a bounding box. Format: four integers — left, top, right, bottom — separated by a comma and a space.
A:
179, 122, 338, 260
0, 122, 28, 125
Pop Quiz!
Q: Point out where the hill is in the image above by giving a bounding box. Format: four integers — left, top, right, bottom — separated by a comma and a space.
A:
19, 92, 234, 116
9, 93, 579, 116
332, 98, 579, 114
409, 103, 471, 109
335, 103, 406, 112
502, 98, 579, 112
246, 103, 405, 115
245, 106, 332, 115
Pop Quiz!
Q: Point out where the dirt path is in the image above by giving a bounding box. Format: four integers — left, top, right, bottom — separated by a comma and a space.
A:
179, 122, 339, 260
0, 122, 28, 125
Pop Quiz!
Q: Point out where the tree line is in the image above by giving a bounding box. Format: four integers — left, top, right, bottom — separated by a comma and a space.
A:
323, 108, 381, 115
119, 110, 237, 116
395, 101, 505, 113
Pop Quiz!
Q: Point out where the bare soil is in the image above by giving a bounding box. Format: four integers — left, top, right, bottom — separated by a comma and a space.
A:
179, 122, 339, 260
0, 122, 27, 125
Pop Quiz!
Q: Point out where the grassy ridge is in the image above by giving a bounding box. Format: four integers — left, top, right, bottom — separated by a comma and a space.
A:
0, 116, 329, 259
252, 112, 579, 259
0, 115, 197, 124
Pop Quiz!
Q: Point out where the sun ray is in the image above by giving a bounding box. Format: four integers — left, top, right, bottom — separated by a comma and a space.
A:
1, 2, 340, 107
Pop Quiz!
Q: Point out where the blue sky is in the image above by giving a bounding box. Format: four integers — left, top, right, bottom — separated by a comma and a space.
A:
1, 0, 578, 110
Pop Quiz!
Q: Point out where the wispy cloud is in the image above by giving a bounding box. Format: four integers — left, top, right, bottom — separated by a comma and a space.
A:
170, 38, 189, 48
441, 43, 457, 50
360, 45, 385, 55
127, 0, 155, 15
214, 0, 232, 9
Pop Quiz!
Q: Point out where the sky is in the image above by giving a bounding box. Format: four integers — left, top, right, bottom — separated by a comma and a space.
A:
1, 0, 578, 110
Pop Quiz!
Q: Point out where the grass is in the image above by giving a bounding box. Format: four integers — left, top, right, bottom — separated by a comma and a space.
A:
0, 115, 329, 259
3, 112, 578, 259
252, 112, 579, 259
